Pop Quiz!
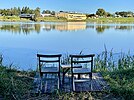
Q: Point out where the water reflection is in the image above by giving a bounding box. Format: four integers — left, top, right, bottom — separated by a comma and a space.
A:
87, 24, 134, 33
115, 25, 134, 30
0, 22, 134, 34
96, 25, 110, 33
42, 22, 87, 32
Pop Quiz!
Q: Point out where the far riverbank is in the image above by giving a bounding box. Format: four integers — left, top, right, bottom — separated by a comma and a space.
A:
1, 16, 134, 23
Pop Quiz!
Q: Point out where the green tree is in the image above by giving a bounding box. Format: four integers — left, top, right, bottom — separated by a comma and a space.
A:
0, 9, 2, 14
12, 7, 19, 16
119, 11, 127, 17
115, 11, 134, 17
18, 7, 21, 15
51, 11, 55, 15
7, 9, 11, 16
21, 7, 25, 14
96, 8, 106, 17
2, 9, 6, 15
29, 9, 34, 14
115, 12, 119, 16
42, 10, 45, 14
25, 6, 30, 14
106, 12, 113, 17
42, 10, 51, 14
34, 7, 40, 18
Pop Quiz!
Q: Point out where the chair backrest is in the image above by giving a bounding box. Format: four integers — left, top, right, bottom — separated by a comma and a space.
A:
37, 54, 62, 74
70, 54, 95, 72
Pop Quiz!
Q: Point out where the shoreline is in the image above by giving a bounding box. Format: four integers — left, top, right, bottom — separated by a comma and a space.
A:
1, 16, 134, 23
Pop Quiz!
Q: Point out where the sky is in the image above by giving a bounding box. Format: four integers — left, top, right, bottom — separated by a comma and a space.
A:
0, 0, 134, 14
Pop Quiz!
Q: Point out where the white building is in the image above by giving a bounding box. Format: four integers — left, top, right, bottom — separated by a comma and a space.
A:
41, 14, 52, 17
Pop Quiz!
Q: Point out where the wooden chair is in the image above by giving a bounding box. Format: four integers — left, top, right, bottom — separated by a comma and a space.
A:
37, 54, 62, 91
70, 54, 95, 91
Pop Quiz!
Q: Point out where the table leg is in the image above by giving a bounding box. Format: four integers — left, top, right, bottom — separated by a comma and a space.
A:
62, 69, 65, 84
62, 68, 70, 84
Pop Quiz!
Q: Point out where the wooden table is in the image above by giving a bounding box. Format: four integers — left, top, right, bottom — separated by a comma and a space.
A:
61, 64, 82, 84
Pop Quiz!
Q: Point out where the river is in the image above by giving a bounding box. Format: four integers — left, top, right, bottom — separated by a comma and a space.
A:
0, 22, 134, 70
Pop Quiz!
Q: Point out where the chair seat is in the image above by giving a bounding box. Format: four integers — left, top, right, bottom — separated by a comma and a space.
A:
73, 68, 91, 74
41, 67, 59, 73
74, 79, 90, 82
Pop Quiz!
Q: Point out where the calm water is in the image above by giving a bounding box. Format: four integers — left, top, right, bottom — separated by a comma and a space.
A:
0, 22, 134, 70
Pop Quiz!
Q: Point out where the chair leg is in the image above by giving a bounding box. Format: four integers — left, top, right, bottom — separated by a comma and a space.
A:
62, 70, 65, 84
90, 73, 92, 91
73, 77, 75, 91
90, 78, 92, 91
91, 73, 92, 80
71, 73, 75, 91
58, 73, 61, 90
44, 81, 47, 93
40, 76, 43, 92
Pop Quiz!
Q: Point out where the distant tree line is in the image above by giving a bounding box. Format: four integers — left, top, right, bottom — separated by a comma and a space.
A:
115, 11, 134, 17
87, 8, 134, 18
0, 6, 40, 17
0, 7, 56, 17
42, 10, 55, 15
0, 7, 134, 18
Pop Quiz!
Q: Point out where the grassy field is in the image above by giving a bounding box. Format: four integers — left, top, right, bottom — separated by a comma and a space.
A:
94, 48, 134, 100
0, 66, 35, 99
0, 16, 67, 22
33, 17, 134, 23
102, 67, 134, 100
1, 16, 134, 23
35, 16, 67, 22
0, 65, 122, 100
0, 16, 32, 22
1, 65, 132, 100
87, 17, 134, 23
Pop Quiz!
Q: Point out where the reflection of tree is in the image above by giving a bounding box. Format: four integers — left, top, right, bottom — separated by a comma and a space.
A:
86, 25, 94, 29
86, 25, 134, 33
96, 25, 110, 33
22, 28, 30, 35
42, 24, 52, 31
21, 24, 35, 34
1, 23, 134, 34
52, 25, 55, 30
0, 25, 21, 34
0, 24, 41, 35
34, 24, 41, 33
96, 26, 105, 33
115, 26, 133, 30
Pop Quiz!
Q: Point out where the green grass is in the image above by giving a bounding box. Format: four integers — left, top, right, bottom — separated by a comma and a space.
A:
35, 16, 67, 22
35, 17, 86, 22
33, 92, 121, 100
0, 54, 35, 100
0, 66, 35, 100
87, 17, 134, 23
1, 15, 134, 23
0, 16, 32, 22
1, 65, 120, 100
102, 67, 134, 100
0, 50, 134, 99
94, 47, 134, 100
